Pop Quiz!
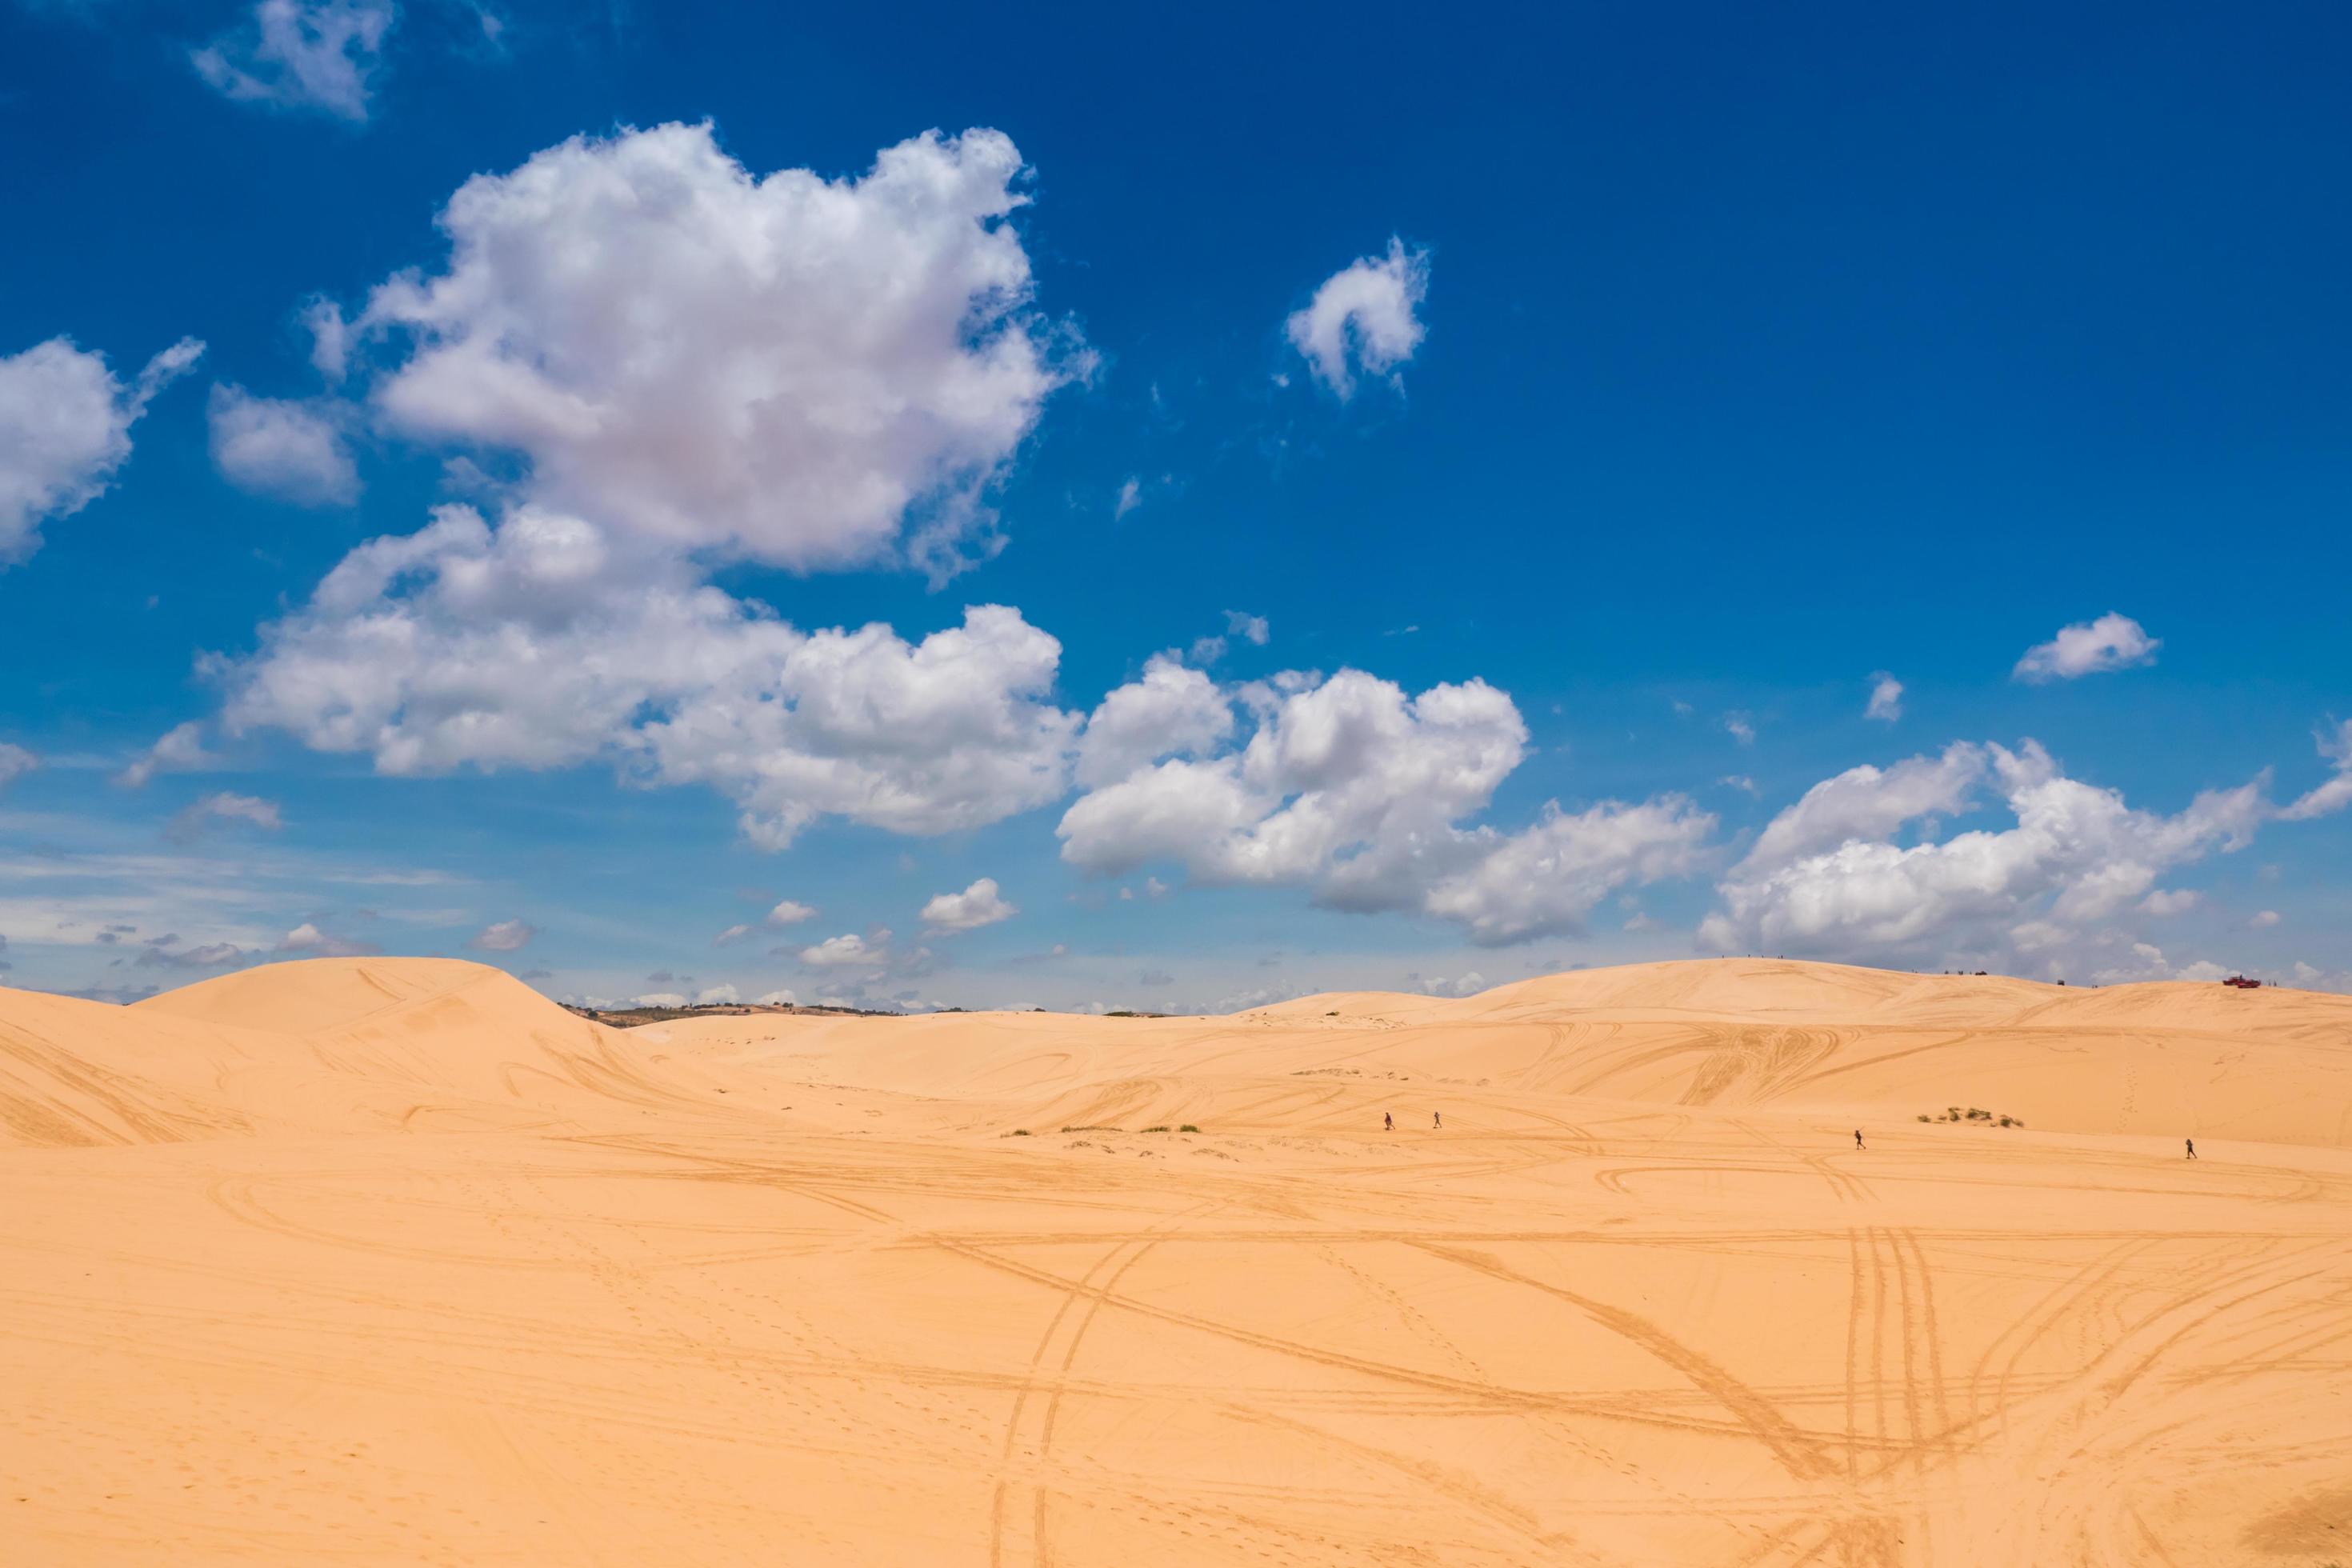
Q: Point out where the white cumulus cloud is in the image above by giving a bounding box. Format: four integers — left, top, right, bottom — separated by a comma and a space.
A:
1422, 798, 1716, 945
203, 124, 1095, 851
801, 931, 886, 968
765, 899, 818, 926
214, 505, 1081, 849
1074, 653, 1234, 790
921, 877, 1017, 934
1865, 672, 1903, 722
1741, 743, 1983, 870
1285, 237, 1430, 399
208, 386, 359, 506
2013, 612, 2160, 682
0, 334, 202, 566
1702, 740, 2270, 965
0, 742, 34, 789
349, 122, 1082, 582
1061, 664, 1712, 945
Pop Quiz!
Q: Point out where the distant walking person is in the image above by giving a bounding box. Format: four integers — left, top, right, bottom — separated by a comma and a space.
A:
2186, 1138, 2198, 1160
1854, 1129, 1866, 1150
1433, 1111, 1442, 1130
1383, 1112, 1393, 1132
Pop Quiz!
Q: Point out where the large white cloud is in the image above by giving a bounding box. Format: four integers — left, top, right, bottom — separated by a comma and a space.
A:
1702, 739, 2270, 963
1059, 662, 1710, 943
1073, 654, 1234, 788
1286, 238, 1430, 399
634, 594, 1078, 850
190, 124, 1096, 855
346, 122, 1082, 581
0, 335, 202, 566
2013, 612, 2159, 682
1421, 798, 1715, 945
1740, 743, 1984, 870
215, 504, 1081, 849
191, 0, 394, 122
208, 386, 359, 506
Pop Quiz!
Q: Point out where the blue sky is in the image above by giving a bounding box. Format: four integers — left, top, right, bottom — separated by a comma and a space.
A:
2, 0, 2347, 1010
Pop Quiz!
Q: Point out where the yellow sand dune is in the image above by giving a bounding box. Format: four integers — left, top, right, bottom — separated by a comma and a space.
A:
6, 956, 2350, 1564
1, 959, 746, 1148
664, 958, 2352, 1149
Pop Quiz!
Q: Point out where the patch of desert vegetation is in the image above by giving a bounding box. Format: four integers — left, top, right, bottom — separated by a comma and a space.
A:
1918, 1105, 2026, 1127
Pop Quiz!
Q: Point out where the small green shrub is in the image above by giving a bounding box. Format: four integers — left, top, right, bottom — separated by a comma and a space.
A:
1179, 1123, 1200, 1134
1920, 1108, 2024, 1128
1141, 1125, 1170, 1133
1006, 1129, 1030, 1137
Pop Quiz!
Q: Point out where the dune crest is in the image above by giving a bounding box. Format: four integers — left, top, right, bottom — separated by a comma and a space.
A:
3, 958, 747, 1149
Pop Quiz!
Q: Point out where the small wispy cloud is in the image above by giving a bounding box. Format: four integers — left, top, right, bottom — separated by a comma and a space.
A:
467, 918, 535, 952
166, 790, 282, 842
118, 722, 216, 789
2014, 613, 2159, 683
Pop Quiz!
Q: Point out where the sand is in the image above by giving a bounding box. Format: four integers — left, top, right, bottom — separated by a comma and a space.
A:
4, 956, 2350, 1565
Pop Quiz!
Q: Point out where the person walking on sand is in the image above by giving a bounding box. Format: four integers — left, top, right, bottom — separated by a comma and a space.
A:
2186, 1138, 2198, 1160
1383, 1111, 1392, 1132
1433, 1110, 1442, 1130
1854, 1129, 1866, 1150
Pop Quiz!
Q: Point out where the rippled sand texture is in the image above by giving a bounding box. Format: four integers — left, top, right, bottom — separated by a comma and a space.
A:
6, 956, 2350, 1565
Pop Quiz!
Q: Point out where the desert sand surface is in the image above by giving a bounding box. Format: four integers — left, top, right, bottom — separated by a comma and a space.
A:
5, 955, 2351, 1565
